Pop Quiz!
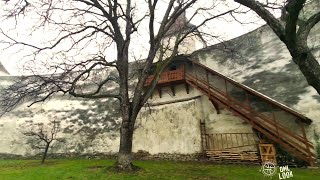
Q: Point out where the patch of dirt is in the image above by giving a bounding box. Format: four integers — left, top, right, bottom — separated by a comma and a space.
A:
87, 165, 104, 171
26, 161, 57, 167
106, 163, 142, 173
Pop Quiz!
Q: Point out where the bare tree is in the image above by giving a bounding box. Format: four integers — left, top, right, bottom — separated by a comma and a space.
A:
22, 120, 64, 164
0, 0, 235, 171
234, 0, 320, 94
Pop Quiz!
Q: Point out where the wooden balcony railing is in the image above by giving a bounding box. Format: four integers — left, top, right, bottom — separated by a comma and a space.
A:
144, 65, 185, 86
185, 61, 316, 166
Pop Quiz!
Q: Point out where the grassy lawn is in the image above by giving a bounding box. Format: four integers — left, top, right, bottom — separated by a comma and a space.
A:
0, 159, 319, 180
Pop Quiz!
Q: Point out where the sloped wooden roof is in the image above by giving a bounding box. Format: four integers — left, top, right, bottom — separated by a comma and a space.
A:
0, 62, 10, 76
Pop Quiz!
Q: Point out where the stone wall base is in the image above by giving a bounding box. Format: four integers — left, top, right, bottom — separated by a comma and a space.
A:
0, 151, 206, 162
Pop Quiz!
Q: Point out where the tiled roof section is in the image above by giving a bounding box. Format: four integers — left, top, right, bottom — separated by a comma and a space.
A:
0, 62, 10, 76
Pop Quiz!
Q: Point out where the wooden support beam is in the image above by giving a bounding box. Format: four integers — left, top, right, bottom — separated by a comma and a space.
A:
210, 100, 220, 114
158, 88, 162, 98
185, 83, 190, 94
171, 86, 175, 96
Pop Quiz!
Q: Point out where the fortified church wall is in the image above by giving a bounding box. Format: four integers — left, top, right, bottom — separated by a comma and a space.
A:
0, 71, 254, 157
0, 0, 319, 159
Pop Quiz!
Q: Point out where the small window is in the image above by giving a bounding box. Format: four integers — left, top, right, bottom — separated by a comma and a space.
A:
149, 67, 155, 74
169, 64, 177, 71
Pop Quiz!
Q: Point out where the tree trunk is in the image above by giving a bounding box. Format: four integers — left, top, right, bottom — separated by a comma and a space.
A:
114, 122, 136, 171
41, 143, 50, 164
113, 33, 138, 171
113, 100, 142, 171
114, 72, 138, 171
292, 51, 320, 95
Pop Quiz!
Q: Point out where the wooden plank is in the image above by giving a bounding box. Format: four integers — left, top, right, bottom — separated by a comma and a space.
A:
221, 134, 223, 150
206, 149, 259, 163
225, 134, 228, 148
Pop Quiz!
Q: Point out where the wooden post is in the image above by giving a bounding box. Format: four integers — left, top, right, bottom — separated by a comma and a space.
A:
225, 134, 228, 148
245, 91, 250, 107
206, 69, 210, 93
235, 134, 239, 146
212, 134, 214, 150
230, 134, 233, 148
298, 120, 314, 166
158, 88, 162, 98
195, 63, 198, 81
215, 134, 218, 150
224, 79, 228, 95
221, 134, 223, 150
200, 120, 208, 151
271, 105, 280, 137
241, 134, 244, 147
182, 64, 185, 79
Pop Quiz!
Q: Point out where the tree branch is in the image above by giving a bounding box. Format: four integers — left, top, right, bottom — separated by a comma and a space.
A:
298, 11, 320, 40
234, 0, 285, 41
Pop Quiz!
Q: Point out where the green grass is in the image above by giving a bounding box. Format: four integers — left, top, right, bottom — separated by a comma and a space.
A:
0, 159, 319, 180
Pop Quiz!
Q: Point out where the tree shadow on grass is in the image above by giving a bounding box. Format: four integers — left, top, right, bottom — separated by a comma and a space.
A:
105, 163, 142, 173
86, 165, 105, 172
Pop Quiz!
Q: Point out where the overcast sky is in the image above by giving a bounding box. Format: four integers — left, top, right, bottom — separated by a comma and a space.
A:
0, 0, 282, 75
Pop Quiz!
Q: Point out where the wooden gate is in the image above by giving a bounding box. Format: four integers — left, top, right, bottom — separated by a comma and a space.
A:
259, 144, 277, 164
204, 132, 260, 163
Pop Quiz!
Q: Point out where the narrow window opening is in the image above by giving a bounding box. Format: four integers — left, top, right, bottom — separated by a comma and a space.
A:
169, 64, 177, 71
